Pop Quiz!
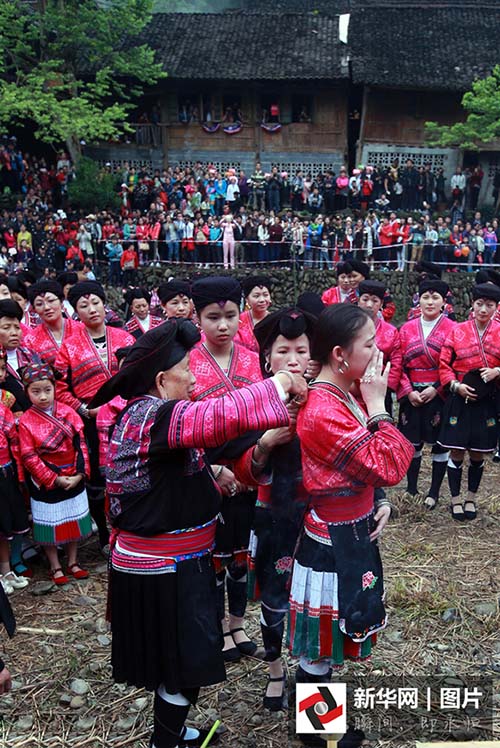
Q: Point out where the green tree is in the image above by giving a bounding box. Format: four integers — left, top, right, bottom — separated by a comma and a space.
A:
67, 156, 120, 211
0, 0, 165, 162
426, 65, 500, 150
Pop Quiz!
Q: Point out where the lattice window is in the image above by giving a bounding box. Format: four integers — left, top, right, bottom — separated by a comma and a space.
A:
270, 161, 338, 178
486, 154, 500, 179
365, 150, 447, 171
95, 158, 153, 172
176, 160, 242, 174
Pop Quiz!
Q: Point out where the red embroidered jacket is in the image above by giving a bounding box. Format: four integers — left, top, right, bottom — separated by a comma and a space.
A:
24, 317, 82, 367
96, 395, 127, 470
18, 402, 90, 490
54, 325, 135, 410
190, 341, 262, 401
0, 402, 24, 480
398, 315, 456, 400
297, 382, 414, 523
375, 317, 402, 392
321, 286, 356, 306
439, 319, 500, 387
234, 311, 260, 353
125, 314, 163, 340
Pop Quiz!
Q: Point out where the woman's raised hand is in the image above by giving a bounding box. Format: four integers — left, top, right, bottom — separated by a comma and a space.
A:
359, 349, 389, 414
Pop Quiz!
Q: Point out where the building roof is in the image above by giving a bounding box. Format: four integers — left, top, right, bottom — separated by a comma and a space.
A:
146, 12, 349, 80
350, 3, 500, 90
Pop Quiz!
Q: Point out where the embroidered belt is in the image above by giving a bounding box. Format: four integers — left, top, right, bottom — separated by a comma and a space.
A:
303, 508, 374, 546
409, 370, 439, 385
110, 517, 217, 575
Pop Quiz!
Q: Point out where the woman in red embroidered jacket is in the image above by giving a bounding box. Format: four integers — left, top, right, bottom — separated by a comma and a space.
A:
0, 347, 30, 596
24, 281, 81, 367
0, 299, 40, 413
18, 364, 92, 585
88, 319, 306, 748
54, 281, 134, 552
438, 283, 500, 521
397, 279, 456, 509
124, 287, 163, 340
235, 275, 273, 353
290, 304, 413, 680
190, 276, 262, 662
321, 262, 357, 306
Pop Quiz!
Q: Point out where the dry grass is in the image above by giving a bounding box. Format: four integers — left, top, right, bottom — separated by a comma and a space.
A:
2, 454, 500, 747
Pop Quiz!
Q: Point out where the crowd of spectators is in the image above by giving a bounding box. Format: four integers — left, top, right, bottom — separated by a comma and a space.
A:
1, 138, 500, 285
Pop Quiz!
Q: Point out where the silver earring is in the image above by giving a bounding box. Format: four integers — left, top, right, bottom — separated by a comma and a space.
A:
264, 360, 272, 374
343, 360, 350, 369
338, 365, 344, 374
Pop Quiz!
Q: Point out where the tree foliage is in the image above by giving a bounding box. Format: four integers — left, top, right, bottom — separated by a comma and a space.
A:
67, 156, 120, 211
426, 65, 500, 150
0, 0, 165, 159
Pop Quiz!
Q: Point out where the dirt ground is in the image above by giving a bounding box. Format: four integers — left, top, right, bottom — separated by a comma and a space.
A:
1, 453, 499, 748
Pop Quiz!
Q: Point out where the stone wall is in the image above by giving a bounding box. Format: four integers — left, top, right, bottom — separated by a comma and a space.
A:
133, 267, 477, 325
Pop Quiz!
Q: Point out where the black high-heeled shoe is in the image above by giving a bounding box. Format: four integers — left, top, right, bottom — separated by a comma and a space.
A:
222, 631, 241, 663
263, 674, 287, 712
229, 627, 258, 656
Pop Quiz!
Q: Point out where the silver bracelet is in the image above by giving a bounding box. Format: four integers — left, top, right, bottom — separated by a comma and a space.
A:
213, 465, 223, 480
275, 369, 294, 388
450, 380, 459, 394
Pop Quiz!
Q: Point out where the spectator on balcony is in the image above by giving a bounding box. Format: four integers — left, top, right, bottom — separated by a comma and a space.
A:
250, 163, 266, 212
335, 167, 349, 211
291, 170, 304, 212
450, 166, 466, 209
214, 175, 227, 217
308, 186, 323, 216
400, 158, 418, 211
238, 170, 249, 207
226, 175, 240, 213
267, 168, 281, 214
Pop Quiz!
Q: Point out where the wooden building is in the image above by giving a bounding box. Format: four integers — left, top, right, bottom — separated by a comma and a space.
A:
86, 0, 500, 203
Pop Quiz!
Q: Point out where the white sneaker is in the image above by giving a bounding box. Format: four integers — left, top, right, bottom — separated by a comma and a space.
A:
3, 571, 29, 589
0, 576, 14, 595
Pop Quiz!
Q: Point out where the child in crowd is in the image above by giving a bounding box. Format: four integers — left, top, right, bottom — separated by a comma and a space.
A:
18, 363, 92, 585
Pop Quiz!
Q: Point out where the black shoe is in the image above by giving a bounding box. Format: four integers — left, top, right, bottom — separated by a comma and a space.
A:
450, 502, 465, 521
493, 451, 500, 463
295, 665, 332, 684
463, 500, 477, 520
230, 627, 258, 657
297, 734, 327, 747
222, 631, 241, 663
263, 674, 287, 712
179, 725, 220, 747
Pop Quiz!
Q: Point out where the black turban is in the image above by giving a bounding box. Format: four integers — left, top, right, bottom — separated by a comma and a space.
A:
296, 291, 325, 318
125, 287, 151, 306
475, 270, 491, 285
254, 306, 316, 377
158, 280, 191, 304
68, 281, 106, 310
349, 260, 370, 279
0, 300, 23, 321
415, 261, 441, 279
241, 275, 272, 297
89, 319, 201, 407
336, 261, 353, 278
191, 277, 242, 313
28, 280, 64, 304
471, 283, 500, 304
418, 279, 449, 299
358, 280, 386, 301
57, 271, 78, 287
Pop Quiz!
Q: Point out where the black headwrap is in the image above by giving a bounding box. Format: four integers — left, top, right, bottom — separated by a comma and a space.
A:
57, 271, 78, 288
241, 275, 272, 297
336, 261, 353, 278
0, 299, 23, 321
28, 280, 64, 304
471, 283, 500, 304
158, 280, 191, 304
68, 281, 106, 310
6, 277, 28, 299
358, 280, 386, 301
89, 319, 201, 408
415, 261, 441, 279
191, 277, 242, 313
418, 279, 449, 299
17, 270, 36, 286
254, 306, 316, 377
487, 269, 500, 287
475, 270, 491, 285
349, 260, 370, 279
296, 291, 325, 318
124, 287, 151, 306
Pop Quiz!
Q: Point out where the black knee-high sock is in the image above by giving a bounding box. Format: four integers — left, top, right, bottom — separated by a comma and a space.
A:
153, 694, 190, 748
215, 570, 225, 622
429, 455, 448, 499
447, 458, 463, 497
468, 460, 484, 494
226, 564, 247, 619
261, 605, 285, 663
406, 451, 422, 495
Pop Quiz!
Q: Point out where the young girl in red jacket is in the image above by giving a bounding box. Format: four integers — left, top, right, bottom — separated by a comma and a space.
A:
18, 363, 92, 585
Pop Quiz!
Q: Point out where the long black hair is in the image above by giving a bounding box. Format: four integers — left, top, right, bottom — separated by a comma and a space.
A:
311, 304, 370, 364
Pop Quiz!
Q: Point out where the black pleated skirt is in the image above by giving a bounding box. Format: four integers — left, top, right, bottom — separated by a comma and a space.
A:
438, 393, 498, 452
110, 554, 226, 692
398, 394, 445, 446
0, 465, 30, 540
